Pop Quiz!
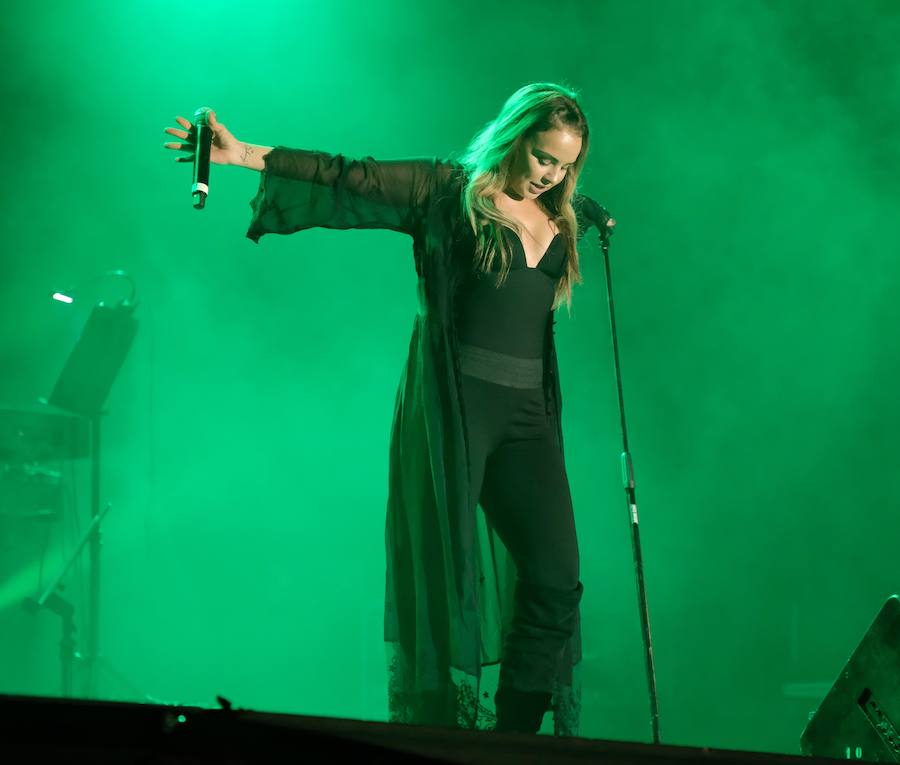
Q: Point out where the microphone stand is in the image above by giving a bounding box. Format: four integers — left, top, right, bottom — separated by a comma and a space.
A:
597, 213, 661, 744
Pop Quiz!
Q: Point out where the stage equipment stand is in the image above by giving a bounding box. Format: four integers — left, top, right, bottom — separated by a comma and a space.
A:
24, 503, 112, 696
45, 290, 138, 698
594, 205, 661, 744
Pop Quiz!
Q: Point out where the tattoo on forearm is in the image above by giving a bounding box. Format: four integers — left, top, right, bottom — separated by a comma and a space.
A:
241, 144, 254, 163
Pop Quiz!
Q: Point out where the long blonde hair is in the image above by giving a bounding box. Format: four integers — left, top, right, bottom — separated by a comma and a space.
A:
459, 83, 590, 307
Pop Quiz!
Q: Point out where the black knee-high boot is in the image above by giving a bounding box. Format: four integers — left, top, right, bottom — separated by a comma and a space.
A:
493, 580, 583, 733
493, 687, 552, 733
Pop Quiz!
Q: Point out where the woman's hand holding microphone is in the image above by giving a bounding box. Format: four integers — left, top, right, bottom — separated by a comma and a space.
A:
164, 110, 271, 171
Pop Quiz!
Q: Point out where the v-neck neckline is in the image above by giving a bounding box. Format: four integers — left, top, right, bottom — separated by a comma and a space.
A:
504, 227, 562, 269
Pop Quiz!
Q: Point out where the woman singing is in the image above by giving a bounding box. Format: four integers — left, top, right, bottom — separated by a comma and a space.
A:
165, 82, 607, 735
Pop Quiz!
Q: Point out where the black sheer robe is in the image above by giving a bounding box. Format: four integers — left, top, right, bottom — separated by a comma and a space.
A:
247, 148, 600, 735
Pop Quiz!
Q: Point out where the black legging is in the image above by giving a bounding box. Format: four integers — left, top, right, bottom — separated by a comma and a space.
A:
460, 369, 583, 695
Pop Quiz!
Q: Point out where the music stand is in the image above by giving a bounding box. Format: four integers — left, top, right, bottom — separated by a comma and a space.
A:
46, 299, 138, 697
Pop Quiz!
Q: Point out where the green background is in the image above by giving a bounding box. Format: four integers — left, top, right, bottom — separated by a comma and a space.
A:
1, 0, 898, 754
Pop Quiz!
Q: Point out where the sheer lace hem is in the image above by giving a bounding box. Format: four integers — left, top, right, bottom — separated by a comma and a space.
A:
386, 643, 580, 735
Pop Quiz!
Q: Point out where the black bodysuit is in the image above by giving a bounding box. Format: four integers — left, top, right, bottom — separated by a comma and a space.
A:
454, 227, 582, 698
457, 228, 564, 358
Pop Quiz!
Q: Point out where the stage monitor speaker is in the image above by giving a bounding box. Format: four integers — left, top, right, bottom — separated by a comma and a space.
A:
801, 595, 900, 762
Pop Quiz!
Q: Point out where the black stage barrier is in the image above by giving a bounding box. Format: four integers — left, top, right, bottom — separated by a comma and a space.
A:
2, 693, 850, 765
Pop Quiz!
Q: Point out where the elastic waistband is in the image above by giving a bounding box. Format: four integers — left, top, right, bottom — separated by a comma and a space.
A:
459, 344, 543, 389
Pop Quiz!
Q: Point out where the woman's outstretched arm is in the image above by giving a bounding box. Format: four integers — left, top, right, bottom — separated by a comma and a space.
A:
164, 109, 442, 239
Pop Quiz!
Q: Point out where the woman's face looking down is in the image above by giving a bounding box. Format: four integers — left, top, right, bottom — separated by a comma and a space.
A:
505, 127, 582, 201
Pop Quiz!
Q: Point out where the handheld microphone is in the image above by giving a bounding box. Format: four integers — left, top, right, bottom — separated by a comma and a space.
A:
584, 197, 614, 231
598, 204, 616, 242
192, 107, 213, 209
